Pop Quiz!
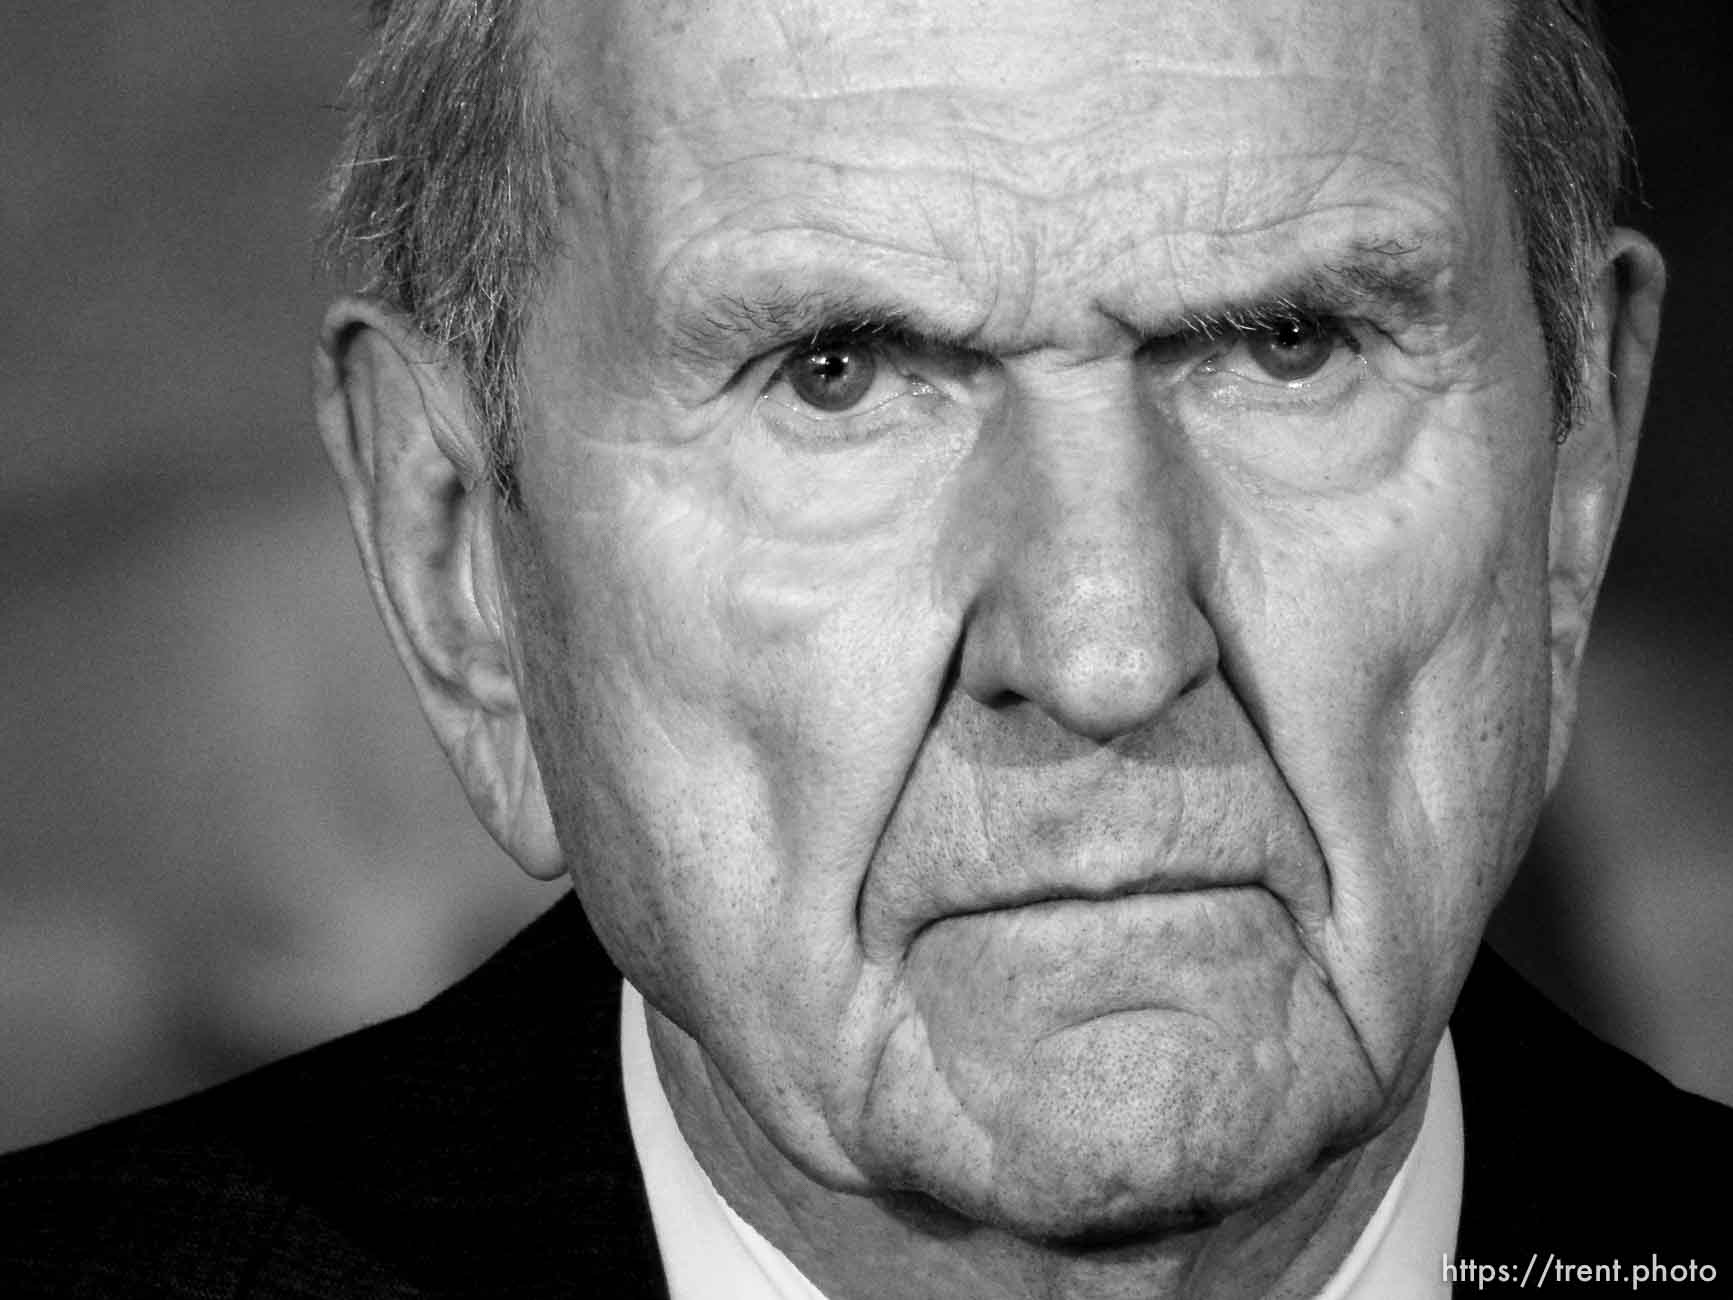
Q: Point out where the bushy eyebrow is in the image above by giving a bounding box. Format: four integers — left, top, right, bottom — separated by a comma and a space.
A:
1167, 236, 1457, 338
662, 281, 936, 367
661, 231, 1458, 365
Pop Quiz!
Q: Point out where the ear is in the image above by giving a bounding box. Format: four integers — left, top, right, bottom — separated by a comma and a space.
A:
313, 297, 565, 880
1545, 230, 1665, 793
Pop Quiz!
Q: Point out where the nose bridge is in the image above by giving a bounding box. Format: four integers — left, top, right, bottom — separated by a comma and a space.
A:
958, 369, 1216, 742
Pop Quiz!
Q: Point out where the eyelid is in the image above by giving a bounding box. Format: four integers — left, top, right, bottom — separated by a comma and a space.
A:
1135, 313, 1367, 413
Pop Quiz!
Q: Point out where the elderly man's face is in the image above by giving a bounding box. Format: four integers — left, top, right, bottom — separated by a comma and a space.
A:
499, 0, 1588, 1235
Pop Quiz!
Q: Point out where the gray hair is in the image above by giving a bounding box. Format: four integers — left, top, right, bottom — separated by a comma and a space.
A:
323, 0, 562, 505
1497, 0, 1629, 440
322, 0, 1629, 497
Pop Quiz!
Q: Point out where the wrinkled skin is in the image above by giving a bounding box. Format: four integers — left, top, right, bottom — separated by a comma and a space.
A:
317, 0, 1661, 1294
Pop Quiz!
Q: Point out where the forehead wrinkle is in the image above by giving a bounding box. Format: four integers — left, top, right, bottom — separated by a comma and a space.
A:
660, 163, 1465, 314
551, 0, 1496, 265
554, 0, 1498, 170
593, 0, 1477, 108
551, 0, 1508, 359
638, 113, 1466, 295
643, 68, 1455, 209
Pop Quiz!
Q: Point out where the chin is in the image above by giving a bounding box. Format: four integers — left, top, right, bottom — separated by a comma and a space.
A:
882, 1043, 1368, 1248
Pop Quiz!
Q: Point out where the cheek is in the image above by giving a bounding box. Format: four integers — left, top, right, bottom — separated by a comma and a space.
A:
1206, 418, 1554, 1066
510, 419, 971, 1022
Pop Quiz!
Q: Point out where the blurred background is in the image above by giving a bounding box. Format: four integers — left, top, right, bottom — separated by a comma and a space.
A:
1, 0, 1728, 1154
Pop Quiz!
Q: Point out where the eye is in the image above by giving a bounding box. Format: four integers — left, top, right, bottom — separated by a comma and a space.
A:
763, 333, 939, 429
779, 340, 879, 412
1241, 315, 1344, 382
1204, 312, 1363, 386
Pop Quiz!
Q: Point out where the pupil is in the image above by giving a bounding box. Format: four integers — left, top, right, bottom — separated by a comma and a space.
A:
788, 344, 877, 412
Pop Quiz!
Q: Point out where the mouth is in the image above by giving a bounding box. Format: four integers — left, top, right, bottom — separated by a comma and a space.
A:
921, 870, 1268, 934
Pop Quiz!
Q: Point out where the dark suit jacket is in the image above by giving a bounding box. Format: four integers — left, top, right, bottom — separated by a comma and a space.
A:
3, 894, 1728, 1297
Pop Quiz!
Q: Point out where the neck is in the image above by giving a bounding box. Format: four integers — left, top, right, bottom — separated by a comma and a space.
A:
646, 1007, 1429, 1300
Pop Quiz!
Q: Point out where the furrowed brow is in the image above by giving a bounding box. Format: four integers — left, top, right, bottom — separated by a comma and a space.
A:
662, 232, 1459, 367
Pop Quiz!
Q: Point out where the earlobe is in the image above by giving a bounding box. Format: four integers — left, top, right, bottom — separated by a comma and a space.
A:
1545, 230, 1665, 792
313, 297, 565, 880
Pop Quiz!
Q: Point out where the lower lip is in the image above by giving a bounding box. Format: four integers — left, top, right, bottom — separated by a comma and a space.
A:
904, 886, 1304, 1020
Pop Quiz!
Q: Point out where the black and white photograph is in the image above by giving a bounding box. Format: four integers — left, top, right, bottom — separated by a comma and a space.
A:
3, 2, 1729, 1295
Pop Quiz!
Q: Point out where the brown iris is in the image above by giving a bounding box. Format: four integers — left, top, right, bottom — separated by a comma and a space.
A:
784, 342, 878, 412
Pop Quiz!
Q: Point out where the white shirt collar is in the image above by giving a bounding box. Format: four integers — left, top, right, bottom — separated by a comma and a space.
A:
1314, 1029, 1463, 1299
622, 981, 829, 1300
622, 981, 1462, 1299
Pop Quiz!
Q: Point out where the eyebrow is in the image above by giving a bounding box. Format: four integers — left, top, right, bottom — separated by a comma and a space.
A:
1168, 236, 1457, 338
661, 231, 1459, 366
662, 280, 942, 367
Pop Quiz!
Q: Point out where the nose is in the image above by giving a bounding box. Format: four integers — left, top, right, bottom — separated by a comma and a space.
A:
955, 380, 1216, 744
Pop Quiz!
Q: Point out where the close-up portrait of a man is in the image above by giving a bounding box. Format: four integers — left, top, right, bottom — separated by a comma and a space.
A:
3, 0, 1729, 1297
